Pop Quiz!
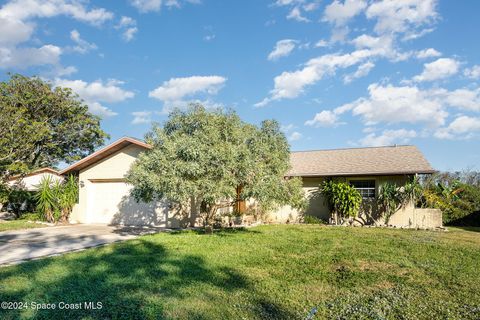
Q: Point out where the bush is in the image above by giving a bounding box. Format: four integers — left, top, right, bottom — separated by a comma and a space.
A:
421, 180, 480, 225
321, 180, 362, 225
303, 215, 325, 224
6, 188, 36, 217
19, 212, 44, 221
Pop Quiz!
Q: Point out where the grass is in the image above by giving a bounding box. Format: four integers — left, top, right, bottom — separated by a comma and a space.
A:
0, 220, 46, 232
0, 225, 479, 319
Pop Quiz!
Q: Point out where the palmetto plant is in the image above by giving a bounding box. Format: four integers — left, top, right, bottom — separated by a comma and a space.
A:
34, 175, 78, 224
58, 175, 78, 223
377, 176, 423, 224
34, 176, 56, 223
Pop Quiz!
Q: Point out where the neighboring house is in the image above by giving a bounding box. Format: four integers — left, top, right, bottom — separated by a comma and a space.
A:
7, 168, 63, 191
63, 137, 441, 228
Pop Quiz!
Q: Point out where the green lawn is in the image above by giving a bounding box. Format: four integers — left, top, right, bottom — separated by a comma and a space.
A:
0, 225, 479, 319
0, 220, 46, 232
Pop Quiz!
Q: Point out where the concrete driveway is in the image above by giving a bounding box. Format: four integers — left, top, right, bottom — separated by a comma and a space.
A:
0, 224, 161, 266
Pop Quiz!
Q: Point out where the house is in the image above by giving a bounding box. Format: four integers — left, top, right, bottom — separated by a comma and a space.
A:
7, 168, 63, 191
63, 137, 441, 229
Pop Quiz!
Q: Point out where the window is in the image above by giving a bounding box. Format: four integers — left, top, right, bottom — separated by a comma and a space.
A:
350, 180, 376, 199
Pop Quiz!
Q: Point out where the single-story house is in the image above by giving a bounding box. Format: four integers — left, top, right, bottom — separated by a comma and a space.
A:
7, 168, 63, 191
62, 137, 441, 229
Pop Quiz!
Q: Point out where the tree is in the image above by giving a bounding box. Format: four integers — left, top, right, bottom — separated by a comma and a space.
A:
321, 180, 362, 225
0, 74, 108, 182
126, 105, 306, 226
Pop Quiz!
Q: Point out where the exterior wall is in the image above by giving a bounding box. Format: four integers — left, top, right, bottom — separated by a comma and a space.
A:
268, 174, 441, 229
8, 172, 63, 191
389, 208, 442, 228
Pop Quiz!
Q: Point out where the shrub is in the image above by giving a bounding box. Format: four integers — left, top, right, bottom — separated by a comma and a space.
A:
34, 175, 78, 223
303, 215, 325, 224
420, 180, 480, 225
321, 180, 362, 225
6, 188, 36, 217
20, 212, 44, 221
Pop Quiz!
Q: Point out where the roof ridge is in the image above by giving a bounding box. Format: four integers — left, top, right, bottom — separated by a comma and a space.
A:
291, 145, 415, 153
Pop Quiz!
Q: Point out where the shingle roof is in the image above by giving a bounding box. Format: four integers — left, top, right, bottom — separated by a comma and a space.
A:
288, 145, 435, 177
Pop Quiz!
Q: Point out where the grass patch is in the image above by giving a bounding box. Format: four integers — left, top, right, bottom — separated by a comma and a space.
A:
0, 220, 46, 232
0, 225, 479, 319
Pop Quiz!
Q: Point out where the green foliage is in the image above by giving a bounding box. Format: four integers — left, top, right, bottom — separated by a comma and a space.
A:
34, 175, 78, 223
34, 176, 57, 223
19, 212, 44, 221
421, 179, 480, 224
303, 215, 325, 224
127, 105, 306, 226
377, 182, 401, 224
5, 188, 36, 218
321, 180, 362, 224
377, 177, 423, 224
0, 73, 108, 181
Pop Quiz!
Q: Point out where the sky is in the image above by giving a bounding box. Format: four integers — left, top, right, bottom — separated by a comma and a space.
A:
1, 0, 479, 171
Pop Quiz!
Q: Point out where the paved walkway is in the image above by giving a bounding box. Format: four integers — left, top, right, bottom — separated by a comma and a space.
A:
0, 224, 160, 266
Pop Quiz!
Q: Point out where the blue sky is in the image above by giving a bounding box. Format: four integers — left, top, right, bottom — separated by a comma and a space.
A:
1, 0, 479, 171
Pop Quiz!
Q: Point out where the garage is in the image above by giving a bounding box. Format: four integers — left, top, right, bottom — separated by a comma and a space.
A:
86, 179, 166, 226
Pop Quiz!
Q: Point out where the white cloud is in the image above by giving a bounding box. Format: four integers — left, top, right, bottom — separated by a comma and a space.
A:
359, 129, 417, 147
123, 27, 138, 42
416, 48, 441, 59
435, 116, 480, 140
0, 0, 112, 70
0, 0, 113, 26
130, 0, 162, 12
323, 0, 367, 26
116, 16, 138, 42
268, 39, 297, 61
366, 0, 438, 35
54, 78, 135, 117
258, 49, 382, 104
305, 110, 343, 127
0, 45, 62, 69
132, 111, 152, 125
70, 29, 97, 54
334, 83, 449, 127
413, 58, 460, 82
314, 84, 480, 137
343, 61, 375, 83
441, 88, 480, 112
287, 7, 309, 22
288, 131, 302, 141
315, 39, 328, 47
149, 76, 227, 102
464, 65, 480, 80
0, 17, 33, 45
130, 0, 199, 13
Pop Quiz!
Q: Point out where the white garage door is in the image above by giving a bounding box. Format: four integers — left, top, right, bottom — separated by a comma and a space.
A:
88, 181, 165, 226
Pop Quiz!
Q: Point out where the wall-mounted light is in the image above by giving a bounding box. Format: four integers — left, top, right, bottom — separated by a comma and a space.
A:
80, 181, 85, 188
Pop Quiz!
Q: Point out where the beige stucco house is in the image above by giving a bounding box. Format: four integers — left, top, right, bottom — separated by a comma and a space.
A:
62, 137, 441, 229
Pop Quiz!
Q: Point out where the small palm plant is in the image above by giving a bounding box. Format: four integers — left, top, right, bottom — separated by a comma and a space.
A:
34, 175, 78, 224
58, 175, 78, 223
34, 176, 56, 223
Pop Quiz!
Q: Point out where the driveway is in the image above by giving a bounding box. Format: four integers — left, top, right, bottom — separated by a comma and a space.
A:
0, 224, 163, 266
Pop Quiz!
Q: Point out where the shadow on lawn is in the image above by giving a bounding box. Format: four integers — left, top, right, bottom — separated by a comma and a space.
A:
167, 227, 263, 237
0, 237, 293, 320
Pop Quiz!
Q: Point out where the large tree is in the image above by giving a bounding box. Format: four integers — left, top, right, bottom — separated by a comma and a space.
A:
126, 105, 306, 226
0, 74, 108, 181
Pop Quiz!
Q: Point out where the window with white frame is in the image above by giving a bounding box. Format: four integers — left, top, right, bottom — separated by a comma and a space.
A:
350, 180, 376, 199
